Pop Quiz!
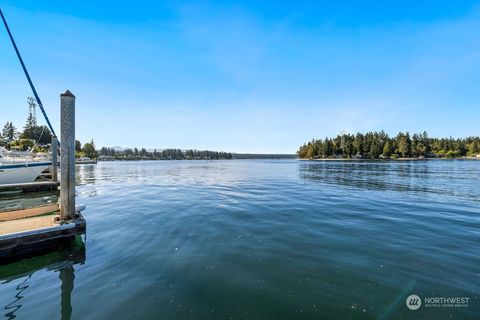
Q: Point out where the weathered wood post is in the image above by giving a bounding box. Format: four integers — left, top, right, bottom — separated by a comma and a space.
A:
60, 90, 75, 221
51, 136, 58, 182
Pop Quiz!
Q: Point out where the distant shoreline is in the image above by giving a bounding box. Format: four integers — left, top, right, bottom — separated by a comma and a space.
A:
232, 153, 296, 160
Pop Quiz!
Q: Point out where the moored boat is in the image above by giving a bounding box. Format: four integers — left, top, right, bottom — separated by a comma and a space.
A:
76, 157, 96, 164
0, 146, 50, 163
0, 161, 51, 184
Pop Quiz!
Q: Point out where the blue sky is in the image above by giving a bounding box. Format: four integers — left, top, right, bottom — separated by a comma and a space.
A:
1, 1, 479, 153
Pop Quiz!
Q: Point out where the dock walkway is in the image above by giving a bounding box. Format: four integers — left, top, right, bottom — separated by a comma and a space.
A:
0, 211, 85, 263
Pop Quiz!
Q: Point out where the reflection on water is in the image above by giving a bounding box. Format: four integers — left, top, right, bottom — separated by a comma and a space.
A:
76, 164, 98, 198
3, 275, 29, 319
300, 160, 480, 203
0, 237, 85, 320
76, 164, 97, 186
0, 190, 59, 213
59, 266, 74, 320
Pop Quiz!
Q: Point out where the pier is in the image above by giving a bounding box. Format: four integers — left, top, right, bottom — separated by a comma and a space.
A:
0, 91, 86, 264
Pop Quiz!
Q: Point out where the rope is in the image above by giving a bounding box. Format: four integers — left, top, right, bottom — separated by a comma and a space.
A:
34, 123, 46, 148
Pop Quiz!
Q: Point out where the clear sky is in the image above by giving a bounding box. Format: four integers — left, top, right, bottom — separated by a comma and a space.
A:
1, 1, 479, 153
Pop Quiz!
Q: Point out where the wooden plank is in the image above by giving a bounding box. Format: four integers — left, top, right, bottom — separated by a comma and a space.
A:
0, 214, 57, 235
0, 204, 59, 221
0, 214, 85, 238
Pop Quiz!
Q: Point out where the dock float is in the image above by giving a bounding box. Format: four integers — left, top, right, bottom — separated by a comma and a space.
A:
0, 213, 86, 264
0, 181, 59, 193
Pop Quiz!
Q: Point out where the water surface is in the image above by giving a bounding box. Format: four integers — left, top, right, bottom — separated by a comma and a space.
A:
1, 160, 479, 319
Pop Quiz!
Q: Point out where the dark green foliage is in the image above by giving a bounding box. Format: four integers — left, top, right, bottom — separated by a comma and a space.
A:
20, 125, 52, 145
75, 140, 82, 152
297, 131, 480, 159
396, 132, 411, 158
82, 139, 97, 159
382, 140, 393, 157
469, 139, 479, 155
98, 147, 232, 160
1, 122, 18, 141
20, 97, 52, 145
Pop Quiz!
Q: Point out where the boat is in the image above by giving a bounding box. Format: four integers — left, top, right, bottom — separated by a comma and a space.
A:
76, 157, 96, 164
0, 161, 51, 184
0, 146, 50, 163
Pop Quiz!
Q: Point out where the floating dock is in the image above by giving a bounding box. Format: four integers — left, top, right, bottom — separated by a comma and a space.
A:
0, 213, 85, 264
0, 181, 59, 193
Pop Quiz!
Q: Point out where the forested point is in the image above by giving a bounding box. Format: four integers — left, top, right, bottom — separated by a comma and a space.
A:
298, 131, 480, 159
98, 147, 232, 161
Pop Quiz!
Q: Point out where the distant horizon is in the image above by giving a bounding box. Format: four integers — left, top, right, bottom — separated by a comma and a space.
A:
2, 1, 480, 153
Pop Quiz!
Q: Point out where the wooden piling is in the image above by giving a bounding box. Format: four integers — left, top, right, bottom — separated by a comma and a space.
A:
60, 90, 75, 221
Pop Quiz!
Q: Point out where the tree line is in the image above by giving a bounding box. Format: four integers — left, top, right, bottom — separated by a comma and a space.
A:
1, 97, 52, 150
98, 147, 232, 160
298, 131, 480, 159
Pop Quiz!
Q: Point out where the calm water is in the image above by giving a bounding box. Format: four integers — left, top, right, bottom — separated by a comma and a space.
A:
1, 160, 479, 319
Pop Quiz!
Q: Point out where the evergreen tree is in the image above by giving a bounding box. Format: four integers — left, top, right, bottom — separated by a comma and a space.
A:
353, 133, 364, 157
24, 97, 37, 130
324, 138, 334, 157
369, 139, 382, 158
75, 140, 82, 152
421, 131, 431, 156
2, 122, 18, 140
343, 136, 354, 158
305, 142, 314, 158
20, 97, 52, 144
382, 140, 392, 157
469, 139, 479, 155
396, 132, 411, 158
454, 140, 467, 156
